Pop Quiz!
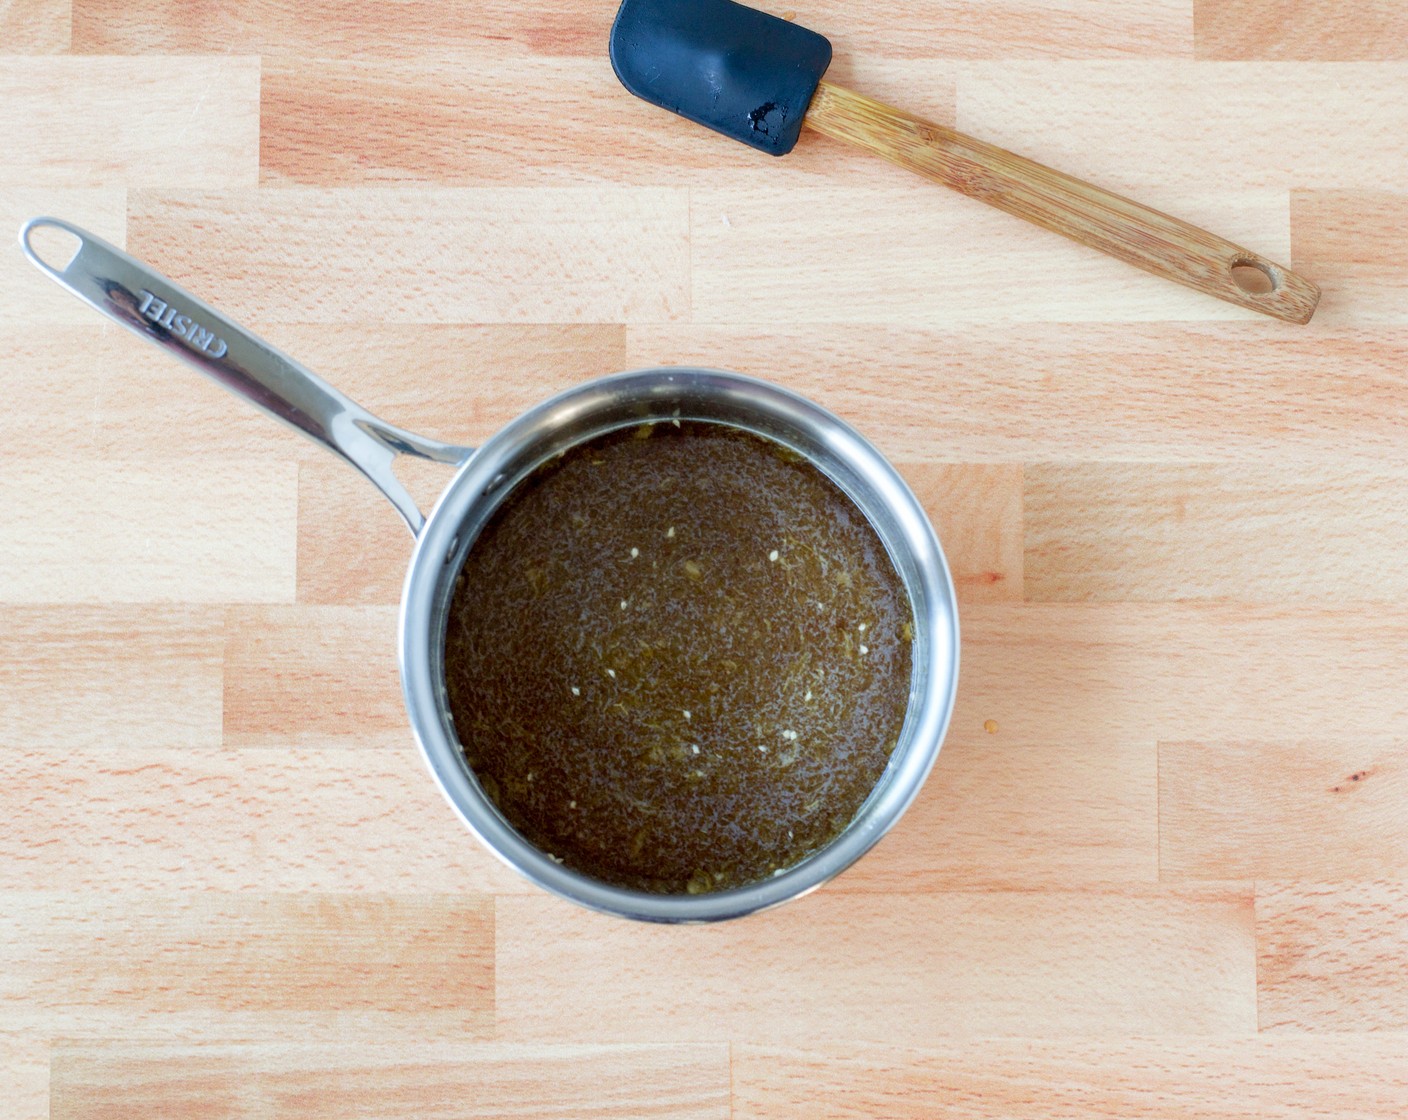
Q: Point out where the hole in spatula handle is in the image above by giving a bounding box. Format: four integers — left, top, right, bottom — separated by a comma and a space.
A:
1231, 258, 1278, 295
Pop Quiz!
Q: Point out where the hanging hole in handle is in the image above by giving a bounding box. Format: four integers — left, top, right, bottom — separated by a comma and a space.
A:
22, 220, 84, 275
1231, 258, 1278, 295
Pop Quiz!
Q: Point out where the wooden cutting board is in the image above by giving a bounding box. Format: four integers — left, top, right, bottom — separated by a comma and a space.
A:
3, 1, 1408, 1116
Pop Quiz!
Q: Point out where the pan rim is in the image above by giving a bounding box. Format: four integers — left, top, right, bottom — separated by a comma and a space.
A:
397, 366, 959, 922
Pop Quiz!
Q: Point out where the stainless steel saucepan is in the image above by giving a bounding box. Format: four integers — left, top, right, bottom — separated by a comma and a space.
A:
22, 217, 959, 922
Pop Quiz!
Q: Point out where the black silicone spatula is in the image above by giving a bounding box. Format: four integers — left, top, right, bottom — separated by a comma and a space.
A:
609, 0, 1319, 324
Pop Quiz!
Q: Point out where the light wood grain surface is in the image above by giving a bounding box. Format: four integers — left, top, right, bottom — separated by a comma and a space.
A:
2, 1, 1406, 1115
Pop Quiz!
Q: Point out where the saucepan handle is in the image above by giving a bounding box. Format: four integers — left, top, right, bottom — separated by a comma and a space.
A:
20, 217, 472, 535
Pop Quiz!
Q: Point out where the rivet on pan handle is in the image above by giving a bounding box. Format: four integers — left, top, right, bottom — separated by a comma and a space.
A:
20, 217, 473, 535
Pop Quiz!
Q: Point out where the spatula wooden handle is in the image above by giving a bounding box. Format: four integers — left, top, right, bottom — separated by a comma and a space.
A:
802, 81, 1319, 324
